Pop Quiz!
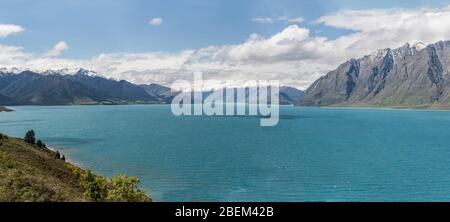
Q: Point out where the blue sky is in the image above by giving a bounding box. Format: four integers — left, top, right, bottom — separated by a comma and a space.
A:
1, 0, 449, 58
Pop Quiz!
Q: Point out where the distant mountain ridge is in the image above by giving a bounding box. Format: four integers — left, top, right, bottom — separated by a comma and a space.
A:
279, 86, 305, 105
139, 83, 179, 103
299, 40, 450, 109
0, 70, 158, 105
0, 69, 303, 106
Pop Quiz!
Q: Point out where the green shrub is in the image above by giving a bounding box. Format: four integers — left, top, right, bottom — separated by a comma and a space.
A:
67, 164, 82, 177
79, 170, 107, 201
106, 175, 150, 202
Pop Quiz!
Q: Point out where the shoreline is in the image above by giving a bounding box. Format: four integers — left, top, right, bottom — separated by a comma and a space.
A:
0, 106, 13, 112
7, 103, 450, 114
1, 103, 295, 109
297, 105, 450, 112
45, 144, 88, 174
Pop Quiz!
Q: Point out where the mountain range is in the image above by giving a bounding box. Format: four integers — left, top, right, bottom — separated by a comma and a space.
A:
0, 69, 303, 106
4, 40, 450, 109
299, 40, 450, 109
0, 69, 158, 105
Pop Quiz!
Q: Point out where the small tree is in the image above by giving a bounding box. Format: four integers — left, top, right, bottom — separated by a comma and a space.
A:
36, 139, 44, 148
55, 151, 61, 159
106, 175, 150, 202
24, 130, 36, 144
61, 155, 66, 162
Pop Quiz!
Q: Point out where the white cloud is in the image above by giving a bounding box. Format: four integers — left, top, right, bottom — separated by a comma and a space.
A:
286, 17, 305, 23
43, 41, 69, 57
253, 16, 305, 24
0, 24, 25, 38
3, 5, 450, 89
315, 7, 450, 47
149, 17, 163, 26
252, 17, 274, 24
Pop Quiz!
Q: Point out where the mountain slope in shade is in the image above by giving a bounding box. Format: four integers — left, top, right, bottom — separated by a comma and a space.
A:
0, 71, 96, 105
66, 69, 156, 102
139, 83, 179, 103
0, 68, 303, 106
299, 41, 450, 109
0, 70, 157, 105
139, 83, 171, 96
279, 86, 305, 105
0, 93, 13, 105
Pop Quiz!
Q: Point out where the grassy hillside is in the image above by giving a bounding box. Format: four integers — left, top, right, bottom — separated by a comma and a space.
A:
0, 133, 151, 202
0, 134, 86, 201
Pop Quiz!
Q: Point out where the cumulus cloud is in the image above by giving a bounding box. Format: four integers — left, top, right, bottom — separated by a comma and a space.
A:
149, 17, 163, 26
3, 5, 450, 89
0, 24, 25, 38
43, 41, 69, 57
314, 7, 450, 50
0, 44, 32, 65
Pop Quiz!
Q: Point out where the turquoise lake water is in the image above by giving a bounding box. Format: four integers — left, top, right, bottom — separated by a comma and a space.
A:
2, 105, 450, 201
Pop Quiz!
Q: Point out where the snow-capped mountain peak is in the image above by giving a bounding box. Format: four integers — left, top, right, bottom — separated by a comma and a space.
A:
75, 68, 96, 76
411, 41, 426, 50
0, 67, 104, 78
0, 67, 28, 74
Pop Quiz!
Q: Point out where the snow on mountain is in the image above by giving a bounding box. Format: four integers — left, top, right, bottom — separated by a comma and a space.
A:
0, 67, 103, 77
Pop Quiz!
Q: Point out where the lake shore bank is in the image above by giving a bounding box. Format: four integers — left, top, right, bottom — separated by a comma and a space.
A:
0, 132, 152, 202
0, 106, 13, 112
298, 104, 450, 112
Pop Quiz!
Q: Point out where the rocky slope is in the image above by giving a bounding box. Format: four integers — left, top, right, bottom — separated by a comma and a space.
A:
299, 41, 450, 109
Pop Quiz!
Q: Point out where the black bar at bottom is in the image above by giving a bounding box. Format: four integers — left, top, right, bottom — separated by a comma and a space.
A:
0, 202, 447, 220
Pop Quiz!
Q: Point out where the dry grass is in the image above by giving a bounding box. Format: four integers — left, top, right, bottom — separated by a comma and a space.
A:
0, 134, 86, 201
